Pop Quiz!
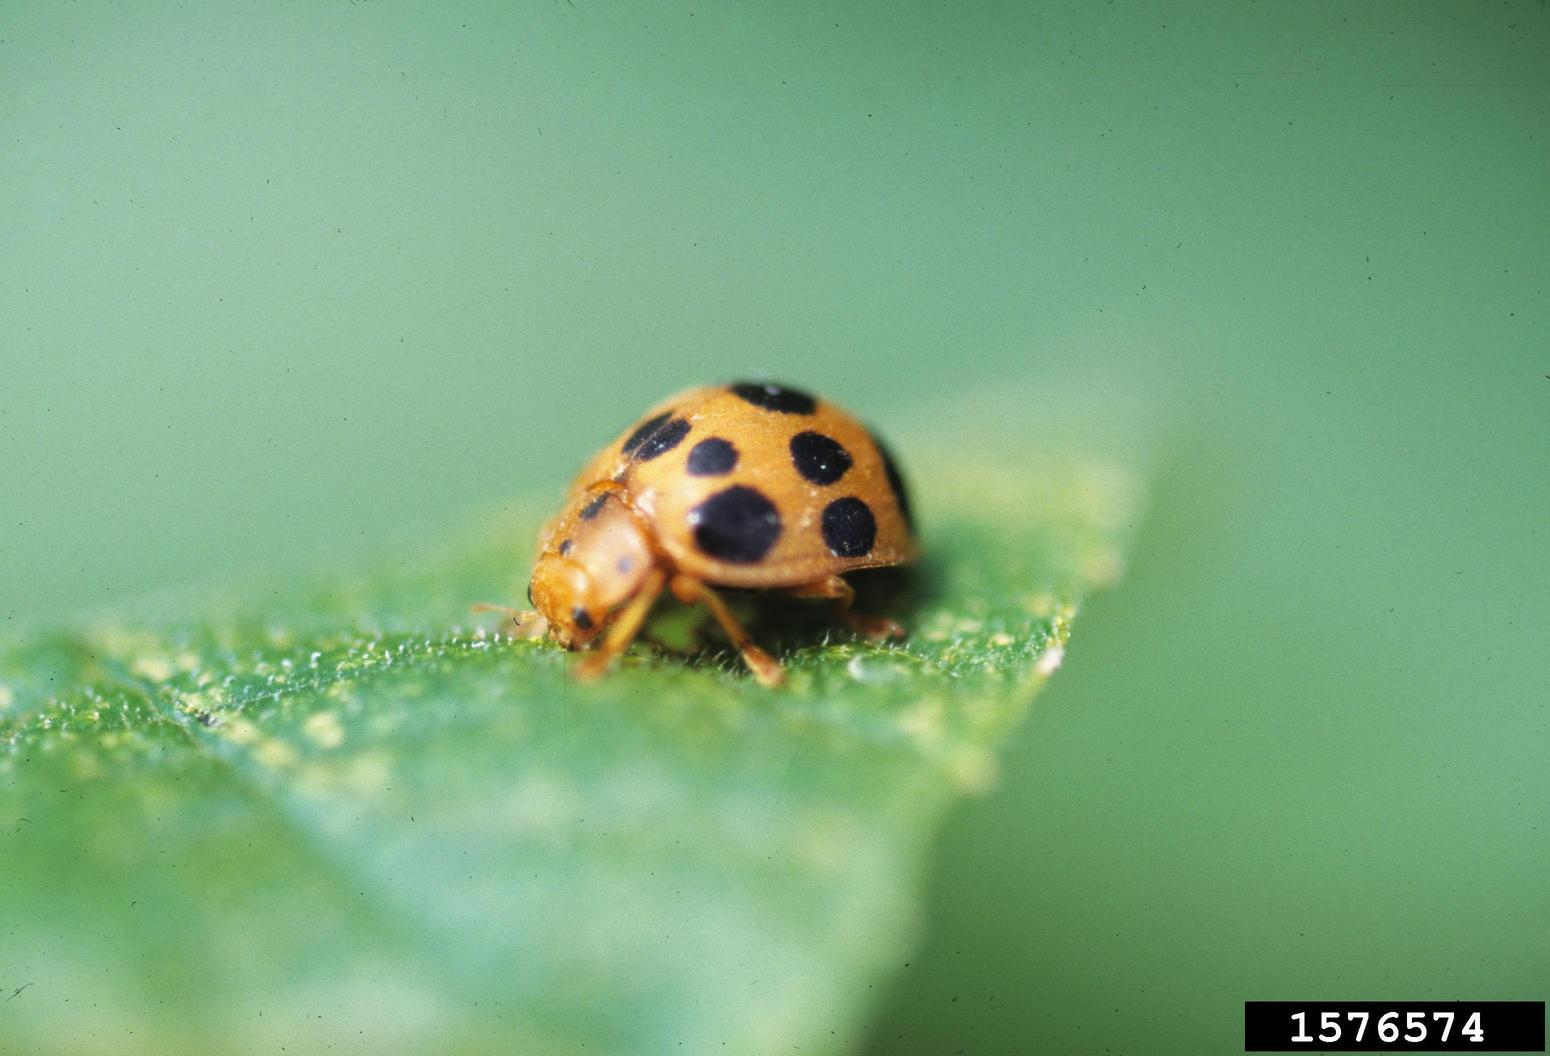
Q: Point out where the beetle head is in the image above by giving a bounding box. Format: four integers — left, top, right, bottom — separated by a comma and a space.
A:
528, 490, 654, 648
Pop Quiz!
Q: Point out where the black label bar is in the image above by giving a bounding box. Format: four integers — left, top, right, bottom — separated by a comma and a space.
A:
1245, 1002, 1545, 1052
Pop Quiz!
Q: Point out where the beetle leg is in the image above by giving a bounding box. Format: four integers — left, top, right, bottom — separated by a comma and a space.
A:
787, 574, 905, 642
575, 567, 667, 682
472, 602, 549, 640
670, 575, 784, 687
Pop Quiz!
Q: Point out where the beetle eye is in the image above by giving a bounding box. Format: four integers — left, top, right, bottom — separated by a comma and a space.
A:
571, 607, 595, 631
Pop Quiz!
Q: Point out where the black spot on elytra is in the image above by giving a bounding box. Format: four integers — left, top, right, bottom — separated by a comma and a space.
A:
690, 485, 782, 563
621, 411, 672, 455
686, 436, 739, 476
789, 431, 852, 485
579, 493, 609, 520
870, 432, 913, 529
571, 607, 594, 631
635, 417, 690, 460
821, 497, 876, 558
558, 538, 573, 556
729, 381, 817, 415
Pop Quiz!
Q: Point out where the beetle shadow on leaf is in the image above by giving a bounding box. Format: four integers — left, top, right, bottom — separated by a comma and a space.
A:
640, 561, 940, 673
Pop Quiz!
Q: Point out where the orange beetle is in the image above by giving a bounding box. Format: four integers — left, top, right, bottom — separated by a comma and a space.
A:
483, 381, 916, 686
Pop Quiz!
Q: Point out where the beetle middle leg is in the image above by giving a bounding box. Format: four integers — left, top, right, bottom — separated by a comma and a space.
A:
787, 574, 905, 642
670, 575, 784, 687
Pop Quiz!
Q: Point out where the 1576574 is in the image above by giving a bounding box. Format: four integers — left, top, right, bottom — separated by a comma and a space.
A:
1244, 1001, 1545, 1052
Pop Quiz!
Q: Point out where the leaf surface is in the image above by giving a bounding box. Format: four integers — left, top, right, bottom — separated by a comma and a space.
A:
0, 456, 1134, 1056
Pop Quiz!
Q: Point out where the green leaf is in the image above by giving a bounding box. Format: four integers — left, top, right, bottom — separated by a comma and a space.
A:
0, 455, 1134, 1056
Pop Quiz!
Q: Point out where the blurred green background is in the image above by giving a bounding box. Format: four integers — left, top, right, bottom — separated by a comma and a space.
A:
3, 1, 1545, 1052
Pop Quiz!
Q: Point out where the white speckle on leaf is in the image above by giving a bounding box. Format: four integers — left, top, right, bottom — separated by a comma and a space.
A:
343, 751, 393, 797
1028, 594, 1060, 618
846, 652, 917, 684
1034, 645, 1065, 677
223, 718, 259, 745
71, 749, 105, 781
897, 700, 946, 747
303, 711, 346, 750
254, 738, 298, 769
132, 655, 174, 682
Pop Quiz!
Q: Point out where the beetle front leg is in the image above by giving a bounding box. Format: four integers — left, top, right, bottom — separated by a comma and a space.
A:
575, 567, 667, 682
472, 602, 550, 640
